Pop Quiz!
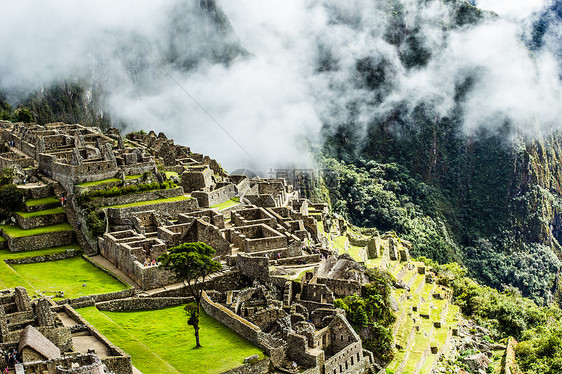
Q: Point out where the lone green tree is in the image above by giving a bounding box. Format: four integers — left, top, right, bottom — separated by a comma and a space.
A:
158, 242, 222, 348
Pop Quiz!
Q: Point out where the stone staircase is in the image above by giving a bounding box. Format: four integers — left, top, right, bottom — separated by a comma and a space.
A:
1, 196, 75, 252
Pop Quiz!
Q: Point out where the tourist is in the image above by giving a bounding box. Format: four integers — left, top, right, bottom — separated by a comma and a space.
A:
60, 196, 64, 206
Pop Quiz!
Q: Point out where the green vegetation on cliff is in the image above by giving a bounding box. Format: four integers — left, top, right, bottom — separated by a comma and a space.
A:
425, 259, 562, 373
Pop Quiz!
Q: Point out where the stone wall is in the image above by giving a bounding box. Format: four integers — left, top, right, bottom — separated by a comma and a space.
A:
106, 198, 198, 224
275, 254, 321, 266
192, 183, 236, 208
181, 168, 212, 192
324, 342, 365, 374
24, 183, 54, 199
236, 254, 270, 283
5, 230, 74, 252
315, 278, 362, 299
132, 262, 175, 290
38, 153, 118, 186
245, 195, 277, 208
15, 211, 67, 230
62, 306, 133, 374
0, 152, 34, 169
201, 291, 262, 348
96, 297, 194, 312
98, 233, 174, 290
120, 161, 155, 176
56, 288, 135, 308
4, 249, 76, 264
92, 186, 184, 208
221, 358, 271, 374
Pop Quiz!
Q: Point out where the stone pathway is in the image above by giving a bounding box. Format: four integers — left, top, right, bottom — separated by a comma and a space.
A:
89, 255, 140, 288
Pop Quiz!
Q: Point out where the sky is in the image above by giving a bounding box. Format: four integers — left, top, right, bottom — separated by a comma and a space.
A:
0, 0, 560, 172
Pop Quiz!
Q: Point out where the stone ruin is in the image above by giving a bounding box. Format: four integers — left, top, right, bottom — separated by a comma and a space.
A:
0, 287, 131, 374
200, 255, 376, 373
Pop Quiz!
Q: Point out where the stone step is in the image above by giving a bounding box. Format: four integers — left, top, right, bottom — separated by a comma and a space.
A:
15, 207, 67, 230
23, 196, 60, 213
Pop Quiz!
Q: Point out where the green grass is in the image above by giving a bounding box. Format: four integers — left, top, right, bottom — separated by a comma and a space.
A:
333, 236, 347, 254
211, 197, 240, 210
16, 207, 65, 218
25, 196, 59, 207
9, 256, 128, 298
0, 222, 73, 238
165, 171, 179, 179
0, 244, 76, 260
78, 305, 264, 374
125, 175, 142, 180
0, 246, 78, 291
76, 178, 121, 188
102, 195, 192, 209
0, 246, 129, 298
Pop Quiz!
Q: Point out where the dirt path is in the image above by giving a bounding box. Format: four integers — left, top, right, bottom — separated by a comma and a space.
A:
89, 255, 140, 288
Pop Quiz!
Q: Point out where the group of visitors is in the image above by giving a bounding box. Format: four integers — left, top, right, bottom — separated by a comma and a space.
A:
6, 140, 14, 147
3, 348, 19, 368
143, 259, 159, 267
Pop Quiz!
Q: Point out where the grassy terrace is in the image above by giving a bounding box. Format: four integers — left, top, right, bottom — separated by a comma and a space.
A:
331, 235, 364, 261
78, 305, 264, 374
25, 196, 59, 207
165, 171, 179, 179
0, 245, 129, 298
16, 207, 65, 218
0, 222, 73, 238
76, 178, 121, 188
211, 197, 240, 210
125, 175, 142, 180
102, 195, 192, 209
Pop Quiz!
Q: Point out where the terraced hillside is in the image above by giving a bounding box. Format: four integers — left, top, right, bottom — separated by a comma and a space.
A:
324, 227, 461, 374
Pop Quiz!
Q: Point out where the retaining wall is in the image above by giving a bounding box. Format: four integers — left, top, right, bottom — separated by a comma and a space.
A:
15, 211, 67, 230
96, 297, 194, 312
5, 230, 75, 252
106, 198, 199, 224
4, 249, 76, 264
92, 187, 184, 208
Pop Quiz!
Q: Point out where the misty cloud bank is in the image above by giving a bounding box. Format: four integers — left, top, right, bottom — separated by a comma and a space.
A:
0, 0, 560, 171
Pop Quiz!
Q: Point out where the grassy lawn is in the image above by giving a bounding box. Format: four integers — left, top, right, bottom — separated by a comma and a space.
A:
25, 196, 59, 207
6, 256, 129, 298
0, 245, 129, 298
0, 222, 73, 238
125, 175, 142, 180
78, 305, 264, 374
102, 195, 192, 209
16, 207, 65, 218
211, 197, 240, 210
76, 178, 121, 188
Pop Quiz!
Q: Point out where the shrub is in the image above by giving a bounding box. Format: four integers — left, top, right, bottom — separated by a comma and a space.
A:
13, 107, 34, 123
86, 211, 106, 238
0, 184, 24, 214
78, 181, 177, 205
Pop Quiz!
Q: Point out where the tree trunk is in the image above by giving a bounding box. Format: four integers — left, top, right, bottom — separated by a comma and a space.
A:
194, 302, 201, 348
194, 320, 201, 348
